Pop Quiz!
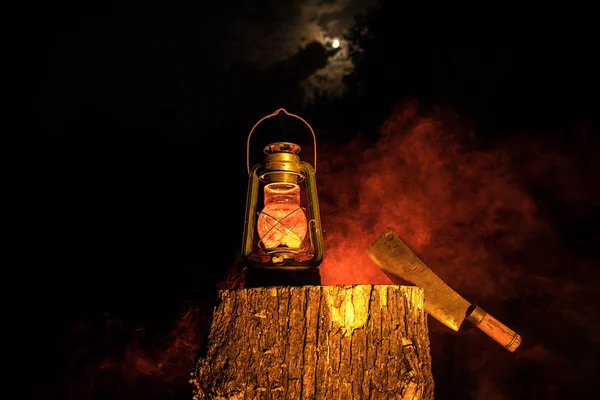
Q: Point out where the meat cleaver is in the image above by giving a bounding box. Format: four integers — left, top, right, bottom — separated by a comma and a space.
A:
367, 227, 522, 352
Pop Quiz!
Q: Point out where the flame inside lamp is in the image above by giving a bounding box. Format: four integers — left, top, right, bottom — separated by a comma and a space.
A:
258, 183, 308, 250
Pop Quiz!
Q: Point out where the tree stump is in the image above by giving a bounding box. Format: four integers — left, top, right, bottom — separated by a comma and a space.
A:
191, 284, 434, 399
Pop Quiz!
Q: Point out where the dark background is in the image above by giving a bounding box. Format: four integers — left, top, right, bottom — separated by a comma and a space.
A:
25, 2, 598, 399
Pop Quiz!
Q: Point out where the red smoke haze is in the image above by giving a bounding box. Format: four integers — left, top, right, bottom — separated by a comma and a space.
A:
42, 101, 598, 399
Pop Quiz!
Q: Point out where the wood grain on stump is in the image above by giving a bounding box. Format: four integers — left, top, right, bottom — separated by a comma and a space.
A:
192, 284, 434, 399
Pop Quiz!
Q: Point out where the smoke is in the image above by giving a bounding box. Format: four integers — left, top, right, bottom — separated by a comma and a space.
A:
38, 304, 211, 400
39, 100, 597, 399
316, 99, 599, 398
319, 100, 541, 292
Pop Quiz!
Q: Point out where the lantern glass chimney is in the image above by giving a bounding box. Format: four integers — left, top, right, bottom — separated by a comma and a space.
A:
257, 182, 308, 251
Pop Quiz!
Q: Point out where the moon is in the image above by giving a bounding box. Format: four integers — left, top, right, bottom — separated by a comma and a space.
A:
332, 38, 340, 48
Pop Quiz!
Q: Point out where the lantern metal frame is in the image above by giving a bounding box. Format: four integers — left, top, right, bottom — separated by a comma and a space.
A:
241, 108, 324, 271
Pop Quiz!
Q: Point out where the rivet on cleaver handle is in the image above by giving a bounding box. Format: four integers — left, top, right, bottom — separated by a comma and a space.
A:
367, 227, 522, 352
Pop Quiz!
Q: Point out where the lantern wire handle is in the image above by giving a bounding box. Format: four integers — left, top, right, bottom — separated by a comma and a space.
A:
247, 108, 317, 174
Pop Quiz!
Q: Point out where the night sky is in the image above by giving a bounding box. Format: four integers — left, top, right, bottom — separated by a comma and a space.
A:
26, 2, 599, 399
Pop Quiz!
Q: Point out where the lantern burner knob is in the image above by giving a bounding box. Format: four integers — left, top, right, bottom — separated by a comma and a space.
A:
264, 142, 301, 155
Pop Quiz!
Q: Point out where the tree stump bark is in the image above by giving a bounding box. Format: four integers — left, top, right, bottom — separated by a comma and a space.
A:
191, 284, 434, 399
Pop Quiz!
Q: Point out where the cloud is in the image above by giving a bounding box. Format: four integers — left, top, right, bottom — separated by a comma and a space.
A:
197, 0, 378, 99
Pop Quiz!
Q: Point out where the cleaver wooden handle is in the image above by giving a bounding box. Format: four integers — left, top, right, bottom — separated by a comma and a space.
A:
466, 305, 522, 352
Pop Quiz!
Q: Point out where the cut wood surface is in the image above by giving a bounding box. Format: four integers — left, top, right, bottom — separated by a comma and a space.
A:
192, 284, 434, 400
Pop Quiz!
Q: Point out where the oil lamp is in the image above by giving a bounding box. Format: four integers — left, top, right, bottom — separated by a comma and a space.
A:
241, 108, 324, 287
